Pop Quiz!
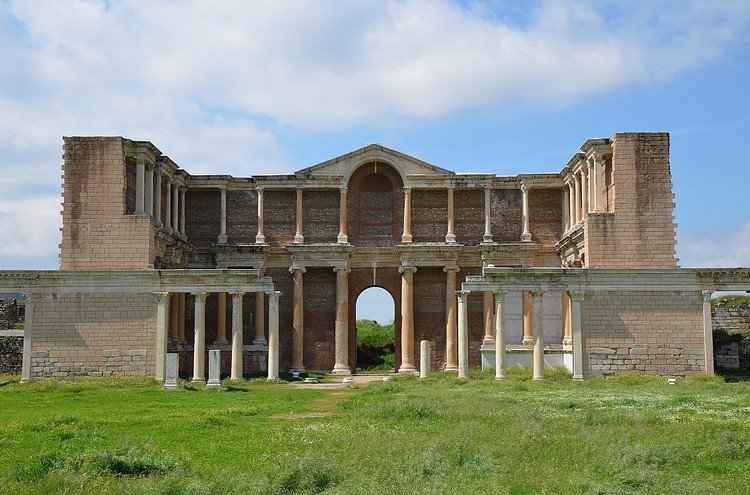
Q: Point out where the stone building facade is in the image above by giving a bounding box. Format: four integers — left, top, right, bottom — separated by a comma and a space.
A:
2, 132, 749, 381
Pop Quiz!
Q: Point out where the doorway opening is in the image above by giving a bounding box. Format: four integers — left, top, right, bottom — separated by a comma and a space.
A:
355, 287, 396, 372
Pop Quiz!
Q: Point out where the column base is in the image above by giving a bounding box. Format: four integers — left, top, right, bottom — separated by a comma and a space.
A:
330, 365, 352, 376
482, 337, 495, 346
482, 234, 494, 243
253, 337, 268, 346
521, 232, 532, 242
294, 234, 304, 244
401, 234, 412, 243
522, 338, 533, 346
191, 377, 206, 384
206, 379, 221, 389
398, 364, 417, 374
217, 234, 228, 244
289, 366, 306, 374
255, 234, 266, 244
337, 233, 348, 244
443, 364, 458, 372
445, 233, 456, 243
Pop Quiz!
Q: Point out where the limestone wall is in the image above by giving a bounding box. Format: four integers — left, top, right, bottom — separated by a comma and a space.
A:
31, 293, 155, 377
582, 290, 704, 377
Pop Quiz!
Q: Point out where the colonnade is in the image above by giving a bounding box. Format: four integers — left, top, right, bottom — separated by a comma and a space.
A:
155, 290, 280, 382
134, 158, 188, 241
214, 183, 540, 246
563, 154, 606, 233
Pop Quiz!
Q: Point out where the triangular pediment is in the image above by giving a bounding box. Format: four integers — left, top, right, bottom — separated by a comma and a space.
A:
295, 144, 455, 179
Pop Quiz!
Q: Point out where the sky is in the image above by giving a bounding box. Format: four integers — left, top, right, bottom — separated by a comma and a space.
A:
1, 0, 749, 322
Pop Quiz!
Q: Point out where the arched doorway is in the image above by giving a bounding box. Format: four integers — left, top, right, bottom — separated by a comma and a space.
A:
354, 287, 396, 372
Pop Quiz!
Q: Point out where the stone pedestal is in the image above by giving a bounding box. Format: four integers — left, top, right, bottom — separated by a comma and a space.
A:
420, 340, 430, 378
206, 350, 221, 388
163, 353, 179, 390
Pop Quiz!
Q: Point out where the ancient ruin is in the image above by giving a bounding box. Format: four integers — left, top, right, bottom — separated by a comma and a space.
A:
1, 132, 749, 381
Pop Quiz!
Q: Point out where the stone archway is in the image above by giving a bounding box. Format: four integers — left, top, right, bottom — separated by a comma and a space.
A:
354, 287, 396, 371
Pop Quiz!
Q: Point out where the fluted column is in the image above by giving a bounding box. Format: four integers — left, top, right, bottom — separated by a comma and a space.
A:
703, 290, 715, 375
401, 188, 412, 243
483, 186, 493, 243
570, 291, 584, 380
494, 290, 507, 380
256, 187, 266, 243
398, 265, 417, 373
332, 267, 351, 374
443, 266, 459, 372
482, 291, 495, 346
581, 167, 588, 216
267, 292, 280, 380
445, 186, 456, 243
154, 164, 163, 228
215, 292, 228, 345
337, 187, 348, 244
562, 291, 572, 347
532, 291, 545, 380
522, 291, 533, 345
218, 187, 228, 244
457, 291, 469, 379
254, 292, 266, 345
574, 173, 582, 226
290, 265, 306, 372
521, 182, 532, 242
135, 156, 146, 215
231, 292, 245, 380
172, 179, 180, 237
154, 292, 170, 382
192, 292, 208, 383
294, 188, 304, 244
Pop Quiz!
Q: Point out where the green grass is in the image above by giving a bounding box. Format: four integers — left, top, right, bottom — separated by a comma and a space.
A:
1, 371, 749, 494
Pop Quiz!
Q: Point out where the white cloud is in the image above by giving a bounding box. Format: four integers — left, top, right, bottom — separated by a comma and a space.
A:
0, 196, 60, 269
678, 221, 750, 268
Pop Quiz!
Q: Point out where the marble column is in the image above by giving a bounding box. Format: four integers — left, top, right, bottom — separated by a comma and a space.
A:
218, 187, 228, 244
179, 186, 187, 241
254, 292, 266, 345
20, 294, 33, 382
483, 186, 493, 243
562, 187, 570, 233
401, 188, 413, 243
145, 164, 154, 216
457, 291, 469, 379
522, 291, 533, 345
178, 293, 186, 343
445, 186, 456, 243
154, 292, 170, 382
532, 291, 545, 380
215, 292, 228, 345
570, 291, 584, 380
290, 265, 306, 372
574, 173, 582, 226
332, 267, 351, 375
593, 155, 605, 213
702, 290, 715, 375
494, 290, 507, 380
135, 156, 146, 215
192, 292, 207, 383
567, 181, 575, 230
267, 292, 280, 380
154, 165, 163, 228
231, 292, 245, 380
172, 179, 180, 237
398, 265, 417, 373
521, 182, 532, 242
169, 294, 179, 341
256, 187, 266, 243
337, 187, 348, 244
164, 179, 172, 234
443, 266, 459, 372
294, 188, 304, 244
581, 167, 589, 216
482, 291, 495, 346
562, 291, 572, 347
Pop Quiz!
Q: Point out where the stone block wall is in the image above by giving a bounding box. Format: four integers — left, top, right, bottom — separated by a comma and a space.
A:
60, 137, 155, 270
582, 290, 704, 376
585, 133, 677, 268
0, 336, 22, 373
31, 293, 154, 377
713, 336, 750, 370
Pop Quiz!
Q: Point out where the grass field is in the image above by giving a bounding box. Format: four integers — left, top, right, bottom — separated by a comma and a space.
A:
1, 369, 749, 494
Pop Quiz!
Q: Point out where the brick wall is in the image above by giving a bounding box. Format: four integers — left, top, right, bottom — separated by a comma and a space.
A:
185, 190, 221, 247
32, 293, 154, 377
582, 290, 704, 376
303, 190, 338, 243
265, 190, 296, 246
491, 189, 522, 242
60, 137, 155, 270
454, 189, 484, 244
585, 133, 678, 268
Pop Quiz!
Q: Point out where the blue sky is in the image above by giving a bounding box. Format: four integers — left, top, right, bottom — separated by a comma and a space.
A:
1, 1, 749, 321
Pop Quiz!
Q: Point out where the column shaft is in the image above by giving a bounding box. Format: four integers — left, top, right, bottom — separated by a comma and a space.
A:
218, 188, 228, 244
332, 268, 351, 374
562, 291, 572, 346
192, 293, 207, 383
267, 292, 280, 380
532, 291, 545, 380
337, 187, 348, 243
256, 187, 266, 243
570, 291, 584, 380
254, 292, 266, 345
581, 167, 589, 216
593, 156, 605, 212
294, 188, 304, 244
154, 292, 170, 382
135, 158, 145, 215
178, 293, 186, 343
401, 188, 412, 243
154, 165, 163, 228
444, 267, 458, 372
483, 291, 495, 345
457, 291, 469, 379
290, 267, 306, 372
574, 173, 582, 225
521, 183, 532, 242
215, 292, 227, 344
172, 180, 180, 237
483, 186, 493, 243
522, 291, 533, 345
231, 292, 245, 380
446, 187, 456, 243
179, 187, 187, 241
703, 291, 715, 375
164, 179, 172, 233
567, 182, 575, 230
562, 188, 569, 233
169, 294, 178, 341
145, 165, 153, 216
398, 266, 417, 373
494, 291, 507, 380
